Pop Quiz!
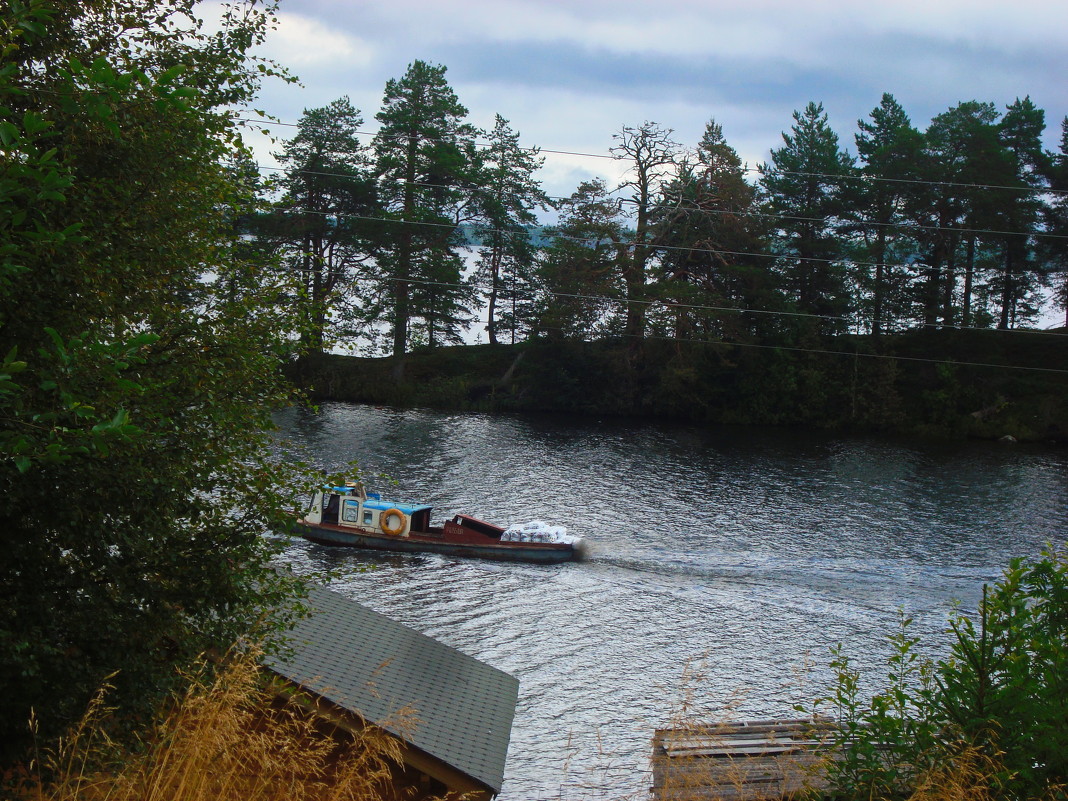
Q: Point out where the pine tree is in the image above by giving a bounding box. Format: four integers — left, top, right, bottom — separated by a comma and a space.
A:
372, 61, 478, 368
1042, 117, 1068, 328
264, 97, 377, 352
918, 102, 1015, 328
471, 115, 550, 344
535, 179, 625, 340
853, 94, 924, 335
761, 102, 857, 335
653, 119, 776, 341
995, 96, 1047, 328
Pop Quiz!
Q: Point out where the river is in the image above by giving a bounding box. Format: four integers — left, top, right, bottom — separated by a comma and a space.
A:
274, 401, 1067, 800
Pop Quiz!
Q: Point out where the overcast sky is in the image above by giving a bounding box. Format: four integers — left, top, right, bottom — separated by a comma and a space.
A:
240, 0, 1067, 201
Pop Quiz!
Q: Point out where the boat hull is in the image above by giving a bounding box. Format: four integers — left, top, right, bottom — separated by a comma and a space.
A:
296, 521, 578, 564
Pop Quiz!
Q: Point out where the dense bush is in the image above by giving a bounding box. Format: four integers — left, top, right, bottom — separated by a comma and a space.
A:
805, 545, 1068, 800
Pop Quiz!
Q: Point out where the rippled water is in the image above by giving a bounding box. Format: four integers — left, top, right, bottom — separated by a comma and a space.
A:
275, 402, 1067, 800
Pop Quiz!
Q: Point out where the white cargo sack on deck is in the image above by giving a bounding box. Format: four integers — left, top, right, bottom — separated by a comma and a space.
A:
501, 520, 576, 544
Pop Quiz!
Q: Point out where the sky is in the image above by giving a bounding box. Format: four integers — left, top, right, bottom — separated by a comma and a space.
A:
237, 0, 1068, 203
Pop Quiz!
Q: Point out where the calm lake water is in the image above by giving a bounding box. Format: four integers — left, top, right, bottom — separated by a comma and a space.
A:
274, 401, 1067, 800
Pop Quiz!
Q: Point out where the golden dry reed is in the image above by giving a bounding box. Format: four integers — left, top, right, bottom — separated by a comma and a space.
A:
15, 649, 443, 801
651, 731, 1053, 801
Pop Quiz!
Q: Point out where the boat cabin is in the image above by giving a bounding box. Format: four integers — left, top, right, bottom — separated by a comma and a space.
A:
305, 483, 432, 538
297, 482, 580, 563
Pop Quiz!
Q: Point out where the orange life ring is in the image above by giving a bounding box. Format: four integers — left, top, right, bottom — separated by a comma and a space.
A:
380, 508, 407, 536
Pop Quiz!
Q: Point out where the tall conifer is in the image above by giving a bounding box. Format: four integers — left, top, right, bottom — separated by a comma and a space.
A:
854, 94, 924, 335
761, 102, 856, 335
654, 120, 775, 341
472, 115, 550, 345
372, 61, 477, 368
266, 97, 377, 351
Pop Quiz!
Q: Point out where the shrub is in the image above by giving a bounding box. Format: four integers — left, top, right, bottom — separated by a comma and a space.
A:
804, 545, 1068, 800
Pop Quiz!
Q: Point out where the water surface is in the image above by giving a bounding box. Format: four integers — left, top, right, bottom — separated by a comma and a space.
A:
276, 402, 1067, 800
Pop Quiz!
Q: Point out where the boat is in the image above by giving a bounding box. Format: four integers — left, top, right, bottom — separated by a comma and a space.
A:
296, 482, 585, 564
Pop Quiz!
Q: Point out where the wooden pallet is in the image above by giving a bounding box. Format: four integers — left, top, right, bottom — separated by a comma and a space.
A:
651, 718, 838, 801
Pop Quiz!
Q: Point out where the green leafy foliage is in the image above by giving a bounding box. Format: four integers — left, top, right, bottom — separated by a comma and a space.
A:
651, 119, 779, 344
761, 102, 857, 335
0, 0, 320, 764
258, 96, 380, 353
934, 548, 1068, 797
803, 546, 1068, 800
371, 61, 479, 362
807, 615, 939, 799
535, 178, 625, 340
471, 114, 550, 345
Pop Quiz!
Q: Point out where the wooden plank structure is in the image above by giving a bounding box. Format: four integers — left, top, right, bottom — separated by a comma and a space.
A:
651, 717, 839, 801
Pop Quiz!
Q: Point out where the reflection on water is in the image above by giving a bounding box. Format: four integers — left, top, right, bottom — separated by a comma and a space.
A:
276, 402, 1067, 800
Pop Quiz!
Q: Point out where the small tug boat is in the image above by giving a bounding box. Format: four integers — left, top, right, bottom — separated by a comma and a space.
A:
297, 482, 584, 564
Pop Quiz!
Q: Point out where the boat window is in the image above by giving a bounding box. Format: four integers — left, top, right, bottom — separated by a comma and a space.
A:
341, 500, 360, 523
363, 510, 373, 525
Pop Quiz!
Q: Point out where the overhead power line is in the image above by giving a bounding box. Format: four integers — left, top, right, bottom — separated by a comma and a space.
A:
343, 275, 1068, 373
236, 115, 1068, 198
257, 203, 1068, 287
255, 163, 1068, 243
268, 205, 1068, 339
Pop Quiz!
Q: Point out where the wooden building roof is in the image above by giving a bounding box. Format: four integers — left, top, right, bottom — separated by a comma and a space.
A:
264, 585, 519, 797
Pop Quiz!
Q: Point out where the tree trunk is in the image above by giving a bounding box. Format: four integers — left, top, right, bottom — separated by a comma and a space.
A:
391, 134, 419, 364
624, 196, 651, 344
998, 245, 1014, 329
923, 240, 943, 328
872, 227, 886, 337
962, 234, 976, 328
941, 235, 958, 327
486, 234, 502, 345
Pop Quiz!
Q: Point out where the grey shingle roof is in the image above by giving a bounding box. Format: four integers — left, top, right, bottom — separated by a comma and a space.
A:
264, 586, 519, 794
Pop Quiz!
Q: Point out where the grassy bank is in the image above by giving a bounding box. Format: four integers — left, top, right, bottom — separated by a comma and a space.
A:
288, 330, 1068, 442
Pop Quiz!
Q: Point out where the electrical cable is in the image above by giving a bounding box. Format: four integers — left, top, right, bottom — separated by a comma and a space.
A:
254, 162, 1068, 243
321, 275, 1068, 374
259, 204, 1068, 288
236, 115, 1068, 197
276, 228, 1068, 340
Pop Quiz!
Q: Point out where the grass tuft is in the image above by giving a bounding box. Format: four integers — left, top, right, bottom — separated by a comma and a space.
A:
12, 648, 434, 801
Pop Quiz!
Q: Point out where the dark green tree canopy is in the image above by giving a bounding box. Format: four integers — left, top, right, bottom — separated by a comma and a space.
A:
852, 93, 925, 335
372, 60, 478, 361
652, 119, 776, 342
472, 114, 550, 345
535, 178, 625, 340
264, 96, 379, 352
762, 101, 857, 333
610, 121, 683, 343
1, 0, 313, 762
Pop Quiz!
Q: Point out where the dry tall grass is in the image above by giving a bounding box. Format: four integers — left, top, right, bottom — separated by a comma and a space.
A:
13, 650, 430, 801
651, 728, 1046, 801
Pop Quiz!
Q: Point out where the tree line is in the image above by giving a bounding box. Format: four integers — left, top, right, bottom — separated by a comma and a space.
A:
250, 63, 1068, 367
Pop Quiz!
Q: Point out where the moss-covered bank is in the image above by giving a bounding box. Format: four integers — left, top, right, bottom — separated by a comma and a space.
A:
287, 330, 1068, 443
